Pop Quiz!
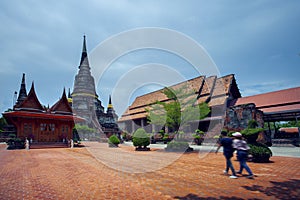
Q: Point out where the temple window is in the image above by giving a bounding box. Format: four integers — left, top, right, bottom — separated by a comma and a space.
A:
61, 125, 69, 133
24, 123, 32, 134
49, 124, 55, 131
40, 123, 47, 131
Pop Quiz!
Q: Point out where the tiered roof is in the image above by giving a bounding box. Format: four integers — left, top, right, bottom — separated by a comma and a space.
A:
72, 35, 98, 98
14, 82, 44, 112
5, 75, 82, 122
49, 89, 73, 115
119, 74, 240, 122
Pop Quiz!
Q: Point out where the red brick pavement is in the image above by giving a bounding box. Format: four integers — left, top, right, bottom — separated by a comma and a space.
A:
0, 142, 299, 200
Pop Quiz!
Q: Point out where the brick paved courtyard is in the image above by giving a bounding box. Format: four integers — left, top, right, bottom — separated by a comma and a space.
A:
0, 142, 299, 200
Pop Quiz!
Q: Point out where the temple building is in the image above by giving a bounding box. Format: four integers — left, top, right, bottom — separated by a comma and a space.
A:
118, 74, 300, 141
3, 74, 82, 143
71, 36, 120, 140
118, 74, 241, 136
3, 36, 298, 144
2, 36, 120, 143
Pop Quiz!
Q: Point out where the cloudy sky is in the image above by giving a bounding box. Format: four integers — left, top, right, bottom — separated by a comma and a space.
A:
0, 0, 299, 116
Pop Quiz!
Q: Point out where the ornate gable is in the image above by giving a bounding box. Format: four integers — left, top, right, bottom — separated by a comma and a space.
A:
14, 82, 45, 112
49, 89, 73, 115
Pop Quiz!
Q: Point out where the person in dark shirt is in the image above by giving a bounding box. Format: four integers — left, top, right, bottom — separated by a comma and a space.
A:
216, 131, 237, 179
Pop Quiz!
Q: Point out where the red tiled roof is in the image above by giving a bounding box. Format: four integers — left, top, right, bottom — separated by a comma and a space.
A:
129, 76, 205, 110
278, 127, 299, 133
261, 104, 300, 113
119, 74, 238, 122
234, 87, 300, 113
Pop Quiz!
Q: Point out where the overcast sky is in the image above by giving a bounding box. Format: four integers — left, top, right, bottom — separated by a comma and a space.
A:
0, 0, 299, 116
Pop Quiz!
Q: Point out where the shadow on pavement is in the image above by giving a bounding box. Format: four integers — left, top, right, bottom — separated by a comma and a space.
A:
174, 194, 246, 200
242, 179, 300, 200
174, 179, 300, 200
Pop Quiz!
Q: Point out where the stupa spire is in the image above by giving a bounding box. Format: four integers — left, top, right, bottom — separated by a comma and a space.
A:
108, 95, 113, 109
16, 73, 28, 105
72, 35, 96, 98
79, 35, 89, 67
68, 88, 71, 98
82, 35, 87, 53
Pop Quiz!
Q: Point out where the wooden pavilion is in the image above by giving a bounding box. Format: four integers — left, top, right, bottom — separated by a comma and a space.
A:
3, 74, 83, 143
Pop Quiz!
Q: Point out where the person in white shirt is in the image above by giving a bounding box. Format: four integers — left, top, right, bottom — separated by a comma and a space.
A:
232, 132, 254, 179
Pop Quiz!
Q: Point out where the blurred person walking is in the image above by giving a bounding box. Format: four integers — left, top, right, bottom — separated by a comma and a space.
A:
232, 132, 254, 179
216, 131, 237, 179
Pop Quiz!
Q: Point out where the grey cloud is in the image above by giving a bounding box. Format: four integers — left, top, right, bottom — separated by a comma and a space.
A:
1, 0, 300, 115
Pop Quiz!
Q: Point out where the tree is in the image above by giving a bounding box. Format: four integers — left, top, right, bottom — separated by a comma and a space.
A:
264, 120, 300, 131
147, 85, 210, 135
0, 116, 8, 132
279, 121, 300, 128
73, 124, 96, 141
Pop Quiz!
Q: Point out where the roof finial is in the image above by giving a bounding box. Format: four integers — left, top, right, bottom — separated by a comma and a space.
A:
82, 35, 87, 53
79, 35, 88, 67
62, 87, 66, 97
68, 88, 71, 98
109, 95, 112, 104
108, 95, 113, 109
22, 73, 25, 84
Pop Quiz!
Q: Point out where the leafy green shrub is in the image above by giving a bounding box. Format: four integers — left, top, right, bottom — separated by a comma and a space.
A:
7, 137, 25, 150
248, 119, 259, 128
193, 129, 205, 138
8, 134, 16, 138
133, 128, 150, 148
239, 120, 264, 143
108, 134, 120, 147
192, 134, 201, 139
241, 128, 264, 137
195, 129, 204, 134
249, 143, 272, 163
163, 133, 169, 140
192, 129, 205, 145
240, 127, 264, 143
165, 141, 192, 152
